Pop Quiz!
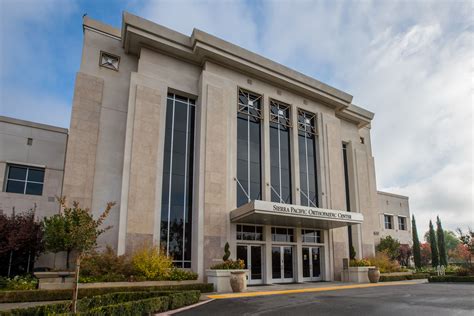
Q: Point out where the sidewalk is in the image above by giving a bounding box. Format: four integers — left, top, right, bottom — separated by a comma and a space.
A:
206, 279, 427, 299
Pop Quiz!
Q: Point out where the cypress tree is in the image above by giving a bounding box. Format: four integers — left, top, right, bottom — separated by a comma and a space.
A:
436, 216, 448, 266
412, 215, 422, 269
429, 220, 439, 267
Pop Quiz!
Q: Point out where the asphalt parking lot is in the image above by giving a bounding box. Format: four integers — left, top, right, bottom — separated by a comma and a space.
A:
178, 283, 474, 316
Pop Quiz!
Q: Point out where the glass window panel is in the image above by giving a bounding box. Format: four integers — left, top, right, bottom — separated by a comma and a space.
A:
25, 183, 43, 195
27, 169, 44, 182
6, 180, 25, 194
161, 94, 195, 267
8, 166, 27, 180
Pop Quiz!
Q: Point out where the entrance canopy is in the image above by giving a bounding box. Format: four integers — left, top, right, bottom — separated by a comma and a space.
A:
230, 200, 363, 229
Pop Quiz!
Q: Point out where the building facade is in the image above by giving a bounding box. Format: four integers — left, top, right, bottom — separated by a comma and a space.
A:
0, 116, 68, 267
50, 13, 410, 282
376, 191, 411, 246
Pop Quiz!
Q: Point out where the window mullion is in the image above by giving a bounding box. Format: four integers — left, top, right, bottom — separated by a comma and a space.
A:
166, 98, 176, 256
182, 100, 190, 264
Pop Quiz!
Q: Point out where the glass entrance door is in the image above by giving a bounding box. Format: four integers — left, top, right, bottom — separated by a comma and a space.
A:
237, 245, 263, 285
271, 246, 294, 283
302, 247, 321, 281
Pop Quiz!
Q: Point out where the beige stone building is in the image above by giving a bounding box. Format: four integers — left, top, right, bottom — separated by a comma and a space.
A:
54, 12, 410, 282
0, 116, 68, 268
0, 116, 67, 217
376, 191, 412, 246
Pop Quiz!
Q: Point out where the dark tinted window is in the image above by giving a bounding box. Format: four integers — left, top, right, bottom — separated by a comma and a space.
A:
270, 100, 292, 204
161, 93, 195, 268
236, 89, 262, 207
298, 110, 318, 207
5, 165, 44, 196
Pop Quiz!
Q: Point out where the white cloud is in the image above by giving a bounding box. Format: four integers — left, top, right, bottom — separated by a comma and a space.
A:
141, 0, 473, 235
0, 0, 77, 128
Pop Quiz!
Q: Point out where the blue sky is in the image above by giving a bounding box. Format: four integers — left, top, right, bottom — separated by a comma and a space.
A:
0, 0, 472, 236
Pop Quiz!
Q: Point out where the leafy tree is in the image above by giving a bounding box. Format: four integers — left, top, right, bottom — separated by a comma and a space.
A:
376, 236, 400, 261
420, 242, 431, 266
428, 220, 439, 267
42, 197, 115, 313
397, 244, 412, 267
449, 243, 471, 265
436, 216, 448, 266
456, 227, 473, 267
0, 209, 44, 277
424, 229, 460, 260
444, 231, 461, 258
349, 245, 356, 260
411, 215, 422, 268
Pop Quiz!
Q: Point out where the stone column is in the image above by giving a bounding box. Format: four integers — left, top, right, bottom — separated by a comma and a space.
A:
62, 72, 103, 209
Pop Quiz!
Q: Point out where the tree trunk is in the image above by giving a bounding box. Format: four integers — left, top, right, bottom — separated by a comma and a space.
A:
7, 251, 13, 277
27, 250, 31, 273
71, 254, 81, 313
66, 249, 71, 270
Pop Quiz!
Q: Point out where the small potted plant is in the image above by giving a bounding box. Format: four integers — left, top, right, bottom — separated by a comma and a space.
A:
206, 242, 247, 293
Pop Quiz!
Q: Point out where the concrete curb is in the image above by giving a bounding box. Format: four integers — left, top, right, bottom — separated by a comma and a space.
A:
154, 299, 215, 315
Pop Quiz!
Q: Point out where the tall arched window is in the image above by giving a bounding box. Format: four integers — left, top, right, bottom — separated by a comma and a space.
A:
269, 100, 292, 204
236, 88, 263, 207
298, 109, 319, 207
160, 93, 195, 268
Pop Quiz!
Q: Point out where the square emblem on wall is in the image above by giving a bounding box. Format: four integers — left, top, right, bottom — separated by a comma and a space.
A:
99, 51, 120, 71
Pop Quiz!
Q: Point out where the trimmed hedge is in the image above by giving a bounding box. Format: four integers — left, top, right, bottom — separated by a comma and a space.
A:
0, 283, 212, 303
80, 296, 170, 315
169, 291, 201, 310
0, 290, 201, 316
428, 276, 474, 283
379, 273, 429, 282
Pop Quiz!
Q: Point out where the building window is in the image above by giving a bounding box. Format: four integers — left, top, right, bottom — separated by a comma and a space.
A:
302, 229, 321, 243
271, 227, 294, 242
270, 100, 292, 204
5, 165, 44, 196
236, 225, 263, 241
236, 88, 263, 207
384, 215, 393, 230
160, 93, 195, 268
398, 217, 407, 230
342, 143, 353, 252
298, 109, 318, 207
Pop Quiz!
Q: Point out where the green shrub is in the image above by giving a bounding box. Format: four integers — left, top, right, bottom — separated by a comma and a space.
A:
210, 259, 245, 270
456, 267, 470, 276
379, 273, 429, 282
168, 268, 198, 281
77, 291, 171, 310
428, 275, 474, 282
0, 283, 213, 303
169, 291, 200, 310
349, 258, 371, 267
2, 275, 38, 291
80, 247, 135, 283
2, 301, 70, 315
367, 252, 401, 273
81, 296, 170, 315
131, 244, 173, 280
1, 290, 201, 315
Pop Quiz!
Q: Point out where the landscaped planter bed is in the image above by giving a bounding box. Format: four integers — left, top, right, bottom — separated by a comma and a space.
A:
428, 276, 474, 283
0, 290, 201, 315
379, 273, 429, 282
341, 266, 376, 283
0, 283, 213, 303
206, 269, 248, 293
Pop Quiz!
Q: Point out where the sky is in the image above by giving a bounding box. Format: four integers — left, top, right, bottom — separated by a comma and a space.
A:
0, 0, 472, 237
